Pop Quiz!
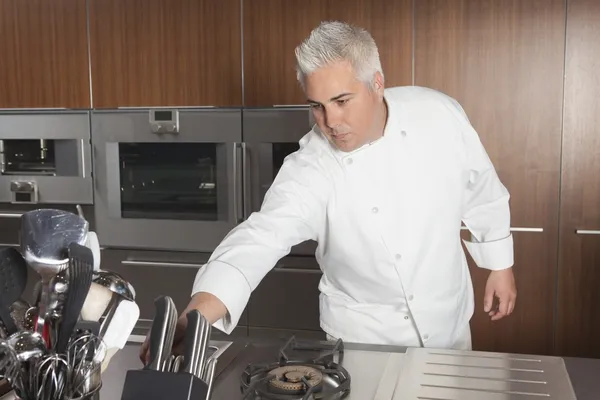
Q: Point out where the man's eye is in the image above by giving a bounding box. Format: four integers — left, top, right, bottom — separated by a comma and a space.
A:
310, 104, 323, 110
336, 99, 348, 106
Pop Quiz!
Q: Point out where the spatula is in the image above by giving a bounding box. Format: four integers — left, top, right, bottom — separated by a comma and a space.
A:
54, 243, 94, 353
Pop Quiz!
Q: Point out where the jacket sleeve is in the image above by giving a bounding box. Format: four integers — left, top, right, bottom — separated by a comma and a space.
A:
191, 148, 329, 334
445, 97, 514, 271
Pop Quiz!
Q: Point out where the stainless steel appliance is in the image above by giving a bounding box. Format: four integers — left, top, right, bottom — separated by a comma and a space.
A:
0, 111, 93, 205
92, 109, 243, 252
243, 107, 317, 256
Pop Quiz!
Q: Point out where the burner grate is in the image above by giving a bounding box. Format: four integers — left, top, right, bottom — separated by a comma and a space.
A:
240, 336, 351, 400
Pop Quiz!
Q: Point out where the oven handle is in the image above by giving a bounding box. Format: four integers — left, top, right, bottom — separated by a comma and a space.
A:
233, 142, 245, 224
0, 212, 23, 218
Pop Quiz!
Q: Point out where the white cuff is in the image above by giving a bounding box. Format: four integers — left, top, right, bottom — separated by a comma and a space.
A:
462, 233, 514, 271
191, 260, 251, 335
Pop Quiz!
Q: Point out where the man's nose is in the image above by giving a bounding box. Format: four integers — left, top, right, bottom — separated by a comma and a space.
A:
325, 108, 343, 129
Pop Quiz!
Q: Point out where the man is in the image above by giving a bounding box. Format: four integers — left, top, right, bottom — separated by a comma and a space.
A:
140, 20, 516, 362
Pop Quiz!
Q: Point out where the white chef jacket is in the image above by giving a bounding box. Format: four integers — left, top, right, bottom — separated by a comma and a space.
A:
192, 86, 514, 349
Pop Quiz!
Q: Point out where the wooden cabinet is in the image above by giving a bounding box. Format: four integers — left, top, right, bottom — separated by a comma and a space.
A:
89, 0, 242, 108
243, 0, 413, 107
555, 0, 600, 358
0, 0, 90, 109
415, 0, 566, 355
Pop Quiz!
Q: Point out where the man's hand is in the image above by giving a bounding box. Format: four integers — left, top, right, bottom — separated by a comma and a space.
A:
484, 267, 517, 321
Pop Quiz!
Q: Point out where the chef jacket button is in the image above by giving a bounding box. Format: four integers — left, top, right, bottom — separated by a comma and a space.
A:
404, 315, 409, 320
346, 158, 353, 165
395, 254, 402, 260
372, 207, 379, 213
408, 295, 414, 301
401, 130, 407, 137
423, 334, 429, 340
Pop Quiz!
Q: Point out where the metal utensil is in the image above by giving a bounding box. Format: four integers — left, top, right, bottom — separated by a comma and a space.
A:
0, 247, 28, 335
145, 296, 177, 371
195, 311, 212, 378
9, 299, 31, 331
20, 209, 88, 344
180, 309, 205, 377
203, 357, 217, 400
93, 270, 136, 338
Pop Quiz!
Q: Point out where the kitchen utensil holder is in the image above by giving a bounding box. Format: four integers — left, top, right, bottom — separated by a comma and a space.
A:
120, 369, 209, 400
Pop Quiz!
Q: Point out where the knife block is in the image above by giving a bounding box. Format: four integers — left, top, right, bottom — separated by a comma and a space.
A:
120, 369, 209, 400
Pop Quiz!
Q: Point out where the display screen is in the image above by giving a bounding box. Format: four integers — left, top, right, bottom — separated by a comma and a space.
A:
153, 110, 172, 121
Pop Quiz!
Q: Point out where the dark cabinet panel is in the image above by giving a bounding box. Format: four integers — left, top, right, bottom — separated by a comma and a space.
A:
100, 249, 248, 328
415, 0, 565, 228
249, 258, 322, 332
0, 0, 90, 109
416, 0, 566, 356
463, 231, 555, 355
89, 0, 242, 108
243, 0, 413, 106
556, 0, 600, 358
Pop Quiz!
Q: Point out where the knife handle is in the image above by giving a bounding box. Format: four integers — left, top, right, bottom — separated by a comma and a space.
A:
146, 296, 169, 371
180, 309, 203, 375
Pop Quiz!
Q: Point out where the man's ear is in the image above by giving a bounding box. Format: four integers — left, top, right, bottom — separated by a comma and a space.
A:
373, 71, 385, 96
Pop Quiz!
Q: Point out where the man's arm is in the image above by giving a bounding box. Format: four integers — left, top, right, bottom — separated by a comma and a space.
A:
444, 97, 516, 320
190, 146, 330, 333
445, 98, 514, 269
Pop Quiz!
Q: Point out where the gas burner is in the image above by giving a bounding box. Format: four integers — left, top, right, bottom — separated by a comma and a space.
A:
241, 336, 351, 400
268, 365, 324, 393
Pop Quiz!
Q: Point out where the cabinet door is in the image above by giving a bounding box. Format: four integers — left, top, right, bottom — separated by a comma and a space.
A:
243, 0, 413, 107
416, 0, 566, 355
0, 0, 90, 109
556, 0, 600, 358
248, 257, 322, 334
89, 0, 242, 108
462, 231, 555, 355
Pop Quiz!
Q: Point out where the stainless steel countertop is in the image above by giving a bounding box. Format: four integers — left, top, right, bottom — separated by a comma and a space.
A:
2, 338, 599, 399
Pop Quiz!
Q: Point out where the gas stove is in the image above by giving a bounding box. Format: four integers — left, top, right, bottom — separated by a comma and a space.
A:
240, 336, 351, 400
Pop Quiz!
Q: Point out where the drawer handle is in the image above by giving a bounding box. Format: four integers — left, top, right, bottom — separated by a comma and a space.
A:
273, 267, 322, 274
460, 226, 543, 233
121, 260, 206, 269
0, 212, 23, 218
575, 230, 600, 235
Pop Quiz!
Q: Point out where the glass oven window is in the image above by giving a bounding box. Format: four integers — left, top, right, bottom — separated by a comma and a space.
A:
119, 143, 219, 221
271, 143, 300, 179
0, 139, 56, 176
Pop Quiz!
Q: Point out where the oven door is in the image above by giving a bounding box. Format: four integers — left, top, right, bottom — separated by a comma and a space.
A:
243, 107, 318, 256
92, 109, 243, 252
0, 111, 93, 204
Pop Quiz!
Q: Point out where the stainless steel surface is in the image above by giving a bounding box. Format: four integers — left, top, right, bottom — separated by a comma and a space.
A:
149, 109, 179, 134
195, 314, 211, 378
393, 347, 577, 400
144, 296, 173, 372
0, 112, 93, 205
91, 109, 242, 252
180, 309, 205, 376
93, 270, 136, 302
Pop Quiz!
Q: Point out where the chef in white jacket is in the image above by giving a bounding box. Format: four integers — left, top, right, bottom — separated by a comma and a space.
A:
141, 20, 517, 362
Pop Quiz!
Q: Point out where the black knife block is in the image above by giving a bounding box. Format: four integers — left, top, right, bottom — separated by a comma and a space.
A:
120, 369, 209, 400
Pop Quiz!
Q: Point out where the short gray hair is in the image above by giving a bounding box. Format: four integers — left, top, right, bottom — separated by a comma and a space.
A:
294, 21, 384, 89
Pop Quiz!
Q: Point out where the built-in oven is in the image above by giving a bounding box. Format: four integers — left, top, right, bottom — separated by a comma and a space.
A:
92, 108, 243, 252
0, 111, 93, 205
242, 107, 317, 256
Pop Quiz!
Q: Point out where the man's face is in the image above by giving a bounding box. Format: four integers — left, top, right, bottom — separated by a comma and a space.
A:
304, 61, 385, 152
